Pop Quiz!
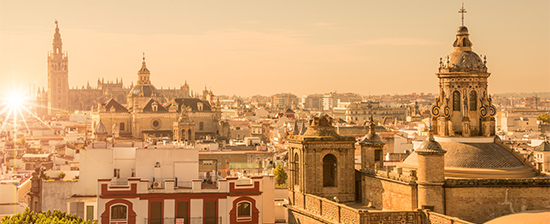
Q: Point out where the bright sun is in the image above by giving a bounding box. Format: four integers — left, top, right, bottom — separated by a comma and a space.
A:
1, 89, 29, 111
6, 93, 25, 109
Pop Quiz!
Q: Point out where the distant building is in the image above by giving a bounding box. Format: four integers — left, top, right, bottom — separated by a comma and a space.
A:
271, 93, 298, 110
47, 21, 69, 114
301, 94, 323, 110
91, 58, 222, 140
343, 101, 406, 122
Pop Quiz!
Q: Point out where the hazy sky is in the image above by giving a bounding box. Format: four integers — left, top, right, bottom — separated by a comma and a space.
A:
0, 1, 548, 97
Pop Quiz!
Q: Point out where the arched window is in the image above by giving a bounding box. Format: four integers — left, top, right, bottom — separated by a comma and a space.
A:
237, 202, 251, 217
199, 122, 204, 131
188, 129, 192, 140
453, 91, 461, 111
323, 154, 337, 187
181, 130, 186, 141
294, 153, 299, 186
110, 205, 127, 221
469, 91, 477, 111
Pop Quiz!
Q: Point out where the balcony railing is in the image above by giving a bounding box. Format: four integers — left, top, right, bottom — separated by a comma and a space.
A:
176, 181, 193, 188
111, 178, 129, 186
144, 217, 222, 224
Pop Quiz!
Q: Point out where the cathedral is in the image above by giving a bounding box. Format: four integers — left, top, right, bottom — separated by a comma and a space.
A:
91, 56, 222, 141
39, 21, 222, 141
286, 6, 550, 224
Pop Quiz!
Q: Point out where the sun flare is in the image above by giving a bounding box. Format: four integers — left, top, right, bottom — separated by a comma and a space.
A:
6, 92, 26, 109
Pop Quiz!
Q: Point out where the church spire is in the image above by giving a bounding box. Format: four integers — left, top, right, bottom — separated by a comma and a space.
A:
137, 53, 151, 85
52, 20, 63, 56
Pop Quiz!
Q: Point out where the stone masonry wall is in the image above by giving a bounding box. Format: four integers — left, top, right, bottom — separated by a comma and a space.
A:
445, 185, 550, 223
363, 175, 416, 210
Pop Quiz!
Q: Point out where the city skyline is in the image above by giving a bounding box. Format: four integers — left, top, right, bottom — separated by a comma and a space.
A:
0, 1, 548, 97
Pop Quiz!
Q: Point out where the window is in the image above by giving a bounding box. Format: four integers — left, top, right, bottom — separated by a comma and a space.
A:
113, 169, 120, 178
110, 205, 127, 220
152, 102, 158, 112
237, 202, 251, 217
453, 91, 461, 111
469, 91, 477, 111
188, 129, 192, 141
199, 122, 204, 131
197, 102, 203, 111
119, 123, 125, 131
86, 206, 94, 221
294, 153, 299, 186
323, 154, 337, 187
176, 201, 189, 224
150, 202, 162, 224
204, 201, 217, 224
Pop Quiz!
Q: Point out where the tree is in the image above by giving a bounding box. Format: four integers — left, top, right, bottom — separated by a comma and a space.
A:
537, 114, 550, 124
274, 164, 288, 186
59, 172, 66, 179
1, 208, 95, 224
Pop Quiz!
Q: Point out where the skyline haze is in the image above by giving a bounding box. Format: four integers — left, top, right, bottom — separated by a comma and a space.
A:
0, 1, 548, 97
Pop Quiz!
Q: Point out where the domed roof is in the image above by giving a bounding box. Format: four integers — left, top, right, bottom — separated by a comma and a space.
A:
95, 121, 107, 134
129, 84, 159, 97
400, 141, 537, 178
403, 142, 525, 169
439, 26, 487, 72
416, 136, 446, 154
359, 119, 384, 145
447, 50, 484, 69
457, 26, 469, 34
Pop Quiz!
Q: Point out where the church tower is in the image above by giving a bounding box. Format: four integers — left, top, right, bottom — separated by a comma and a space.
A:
288, 115, 356, 203
430, 6, 496, 137
127, 54, 161, 110
47, 20, 69, 114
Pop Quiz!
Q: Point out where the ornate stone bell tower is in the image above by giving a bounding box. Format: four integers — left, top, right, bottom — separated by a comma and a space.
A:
430, 8, 496, 137
47, 20, 69, 114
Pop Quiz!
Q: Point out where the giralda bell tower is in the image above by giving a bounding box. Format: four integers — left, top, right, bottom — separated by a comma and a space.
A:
47, 20, 69, 114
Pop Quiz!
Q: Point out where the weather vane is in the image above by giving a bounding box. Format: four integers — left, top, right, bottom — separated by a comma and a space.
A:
459, 2, 467, 26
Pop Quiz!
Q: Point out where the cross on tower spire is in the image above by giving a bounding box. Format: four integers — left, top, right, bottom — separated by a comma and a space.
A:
459, 2, 467, 26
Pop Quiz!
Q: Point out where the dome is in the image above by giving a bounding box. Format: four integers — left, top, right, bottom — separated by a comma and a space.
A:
447, 50, 484, 69
400, 141, 537, 178
457, 26, 468, 34
128, 84, 159, 97
439, 26, 487, 72
416, 137, 446, 153
359, 118, 384, 145
359, 132, 384, 145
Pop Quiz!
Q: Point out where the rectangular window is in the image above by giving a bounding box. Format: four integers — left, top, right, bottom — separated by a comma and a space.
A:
375, 150, 381, 162
176, 201, 189, 224
86, 205, 94, 221
150, 202, 162, 224
204, 201, 217, 224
